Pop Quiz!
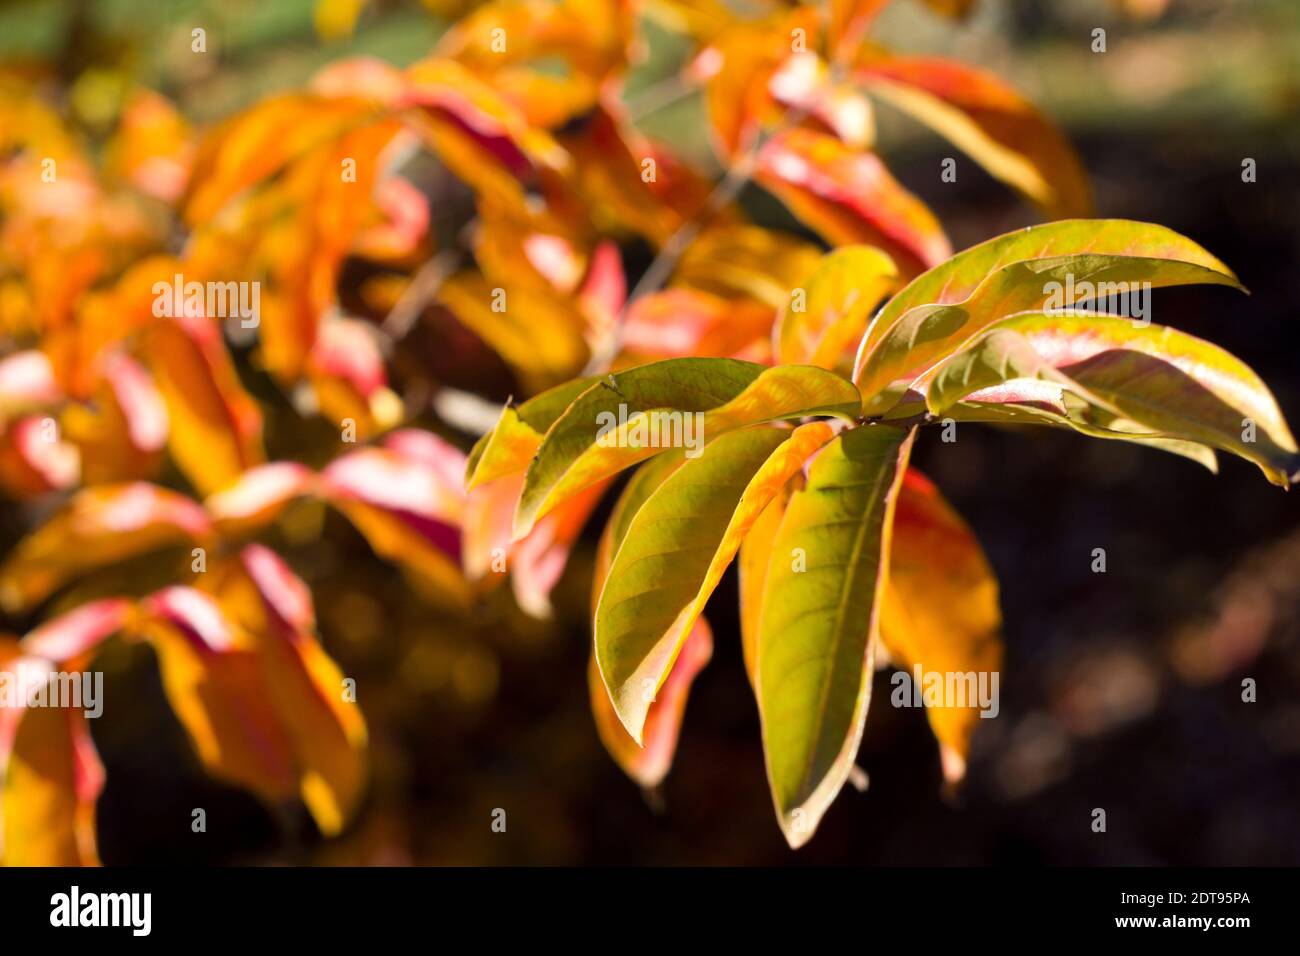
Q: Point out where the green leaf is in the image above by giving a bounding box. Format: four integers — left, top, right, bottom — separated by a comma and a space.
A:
595, 422, 837, 742
853, 220, 1244, 412
514, 359, 861, 537
926, 311, 1298, 484
887, 394, 1221, 472
757, 423, 914, 848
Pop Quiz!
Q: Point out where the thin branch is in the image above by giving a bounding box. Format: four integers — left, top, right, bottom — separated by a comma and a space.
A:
378, 247, 464, 345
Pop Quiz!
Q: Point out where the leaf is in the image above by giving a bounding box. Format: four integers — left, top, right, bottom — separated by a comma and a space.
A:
756, 128, 951, 275
0, 351, 60, 423
204, 546, 367, 836
924, 327, 1112, 416
204, 462, 318, 536
438, 271, 591, 394
138, 586, 299, 807
588, 617, 712, 790
307, 317, 402, 440
586, 451, 698, 786
320, 431, 472, 606
141, 552, 368, 839
774, 246, 899, 372
739, 477, 796, 688
0, 642, 104, 866
0, 415, 80, 498
0, 483, 212, 613
674, 224, 825, 311
464, 377, 596, 490
596, 423, 836, 741
928, 311, 1299, 484
67, 351, 169, 485
139, 313, 265, 496
560, 108, 710, 246
462, 474, 608, 618
106, 89, 194, 203
853, 219, 1245, 412
184, 94, 374, 225
855, 53, 1091, 218
405, 58, 569, 176
622, 289, 775, 365
756, 423, 913, 847
695, 10, 821, 158
515, 358, 861, 537
880, 468, 1001, 783
827, 0, 891, 63
888, 392, 1221, 472
22, 598, 133, 665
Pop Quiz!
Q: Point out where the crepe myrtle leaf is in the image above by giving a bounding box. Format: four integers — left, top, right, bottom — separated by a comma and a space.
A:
437, 271, 591, 394
853, 219, 1243, 410
514, 358, 861, 539
596, 423, 836, 742
137, 586, 299, 807
674, 224, 825, 311
0, 483, 213, 614
0, 415, 80, 498
183, 93, 376, 225
757, 423, 914, 848
307, 317, 403, 441
926, 312, 1299, 485
139, 552, 368, 839
880, 468, 1002, 784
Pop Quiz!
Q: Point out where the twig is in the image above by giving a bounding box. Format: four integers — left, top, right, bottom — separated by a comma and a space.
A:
378, 246, 464, 345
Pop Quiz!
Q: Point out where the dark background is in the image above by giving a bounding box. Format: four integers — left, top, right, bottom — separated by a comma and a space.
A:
4, 0, 1298, 864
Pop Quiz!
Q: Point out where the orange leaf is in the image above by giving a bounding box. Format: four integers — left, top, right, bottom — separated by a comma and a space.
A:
855, 53, 1091, 218
0, 483, 211, 613
756, 128, 951, 275
139, 313, 264, 496
879, 468, 1002, 783
320, 431, 472, 607
0, 641, 103, 866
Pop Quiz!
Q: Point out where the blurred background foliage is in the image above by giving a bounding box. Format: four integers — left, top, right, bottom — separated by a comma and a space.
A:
2, 0, 1299, 863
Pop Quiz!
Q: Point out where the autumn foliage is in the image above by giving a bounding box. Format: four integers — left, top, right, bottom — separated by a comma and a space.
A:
1, 0, 1294, 863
